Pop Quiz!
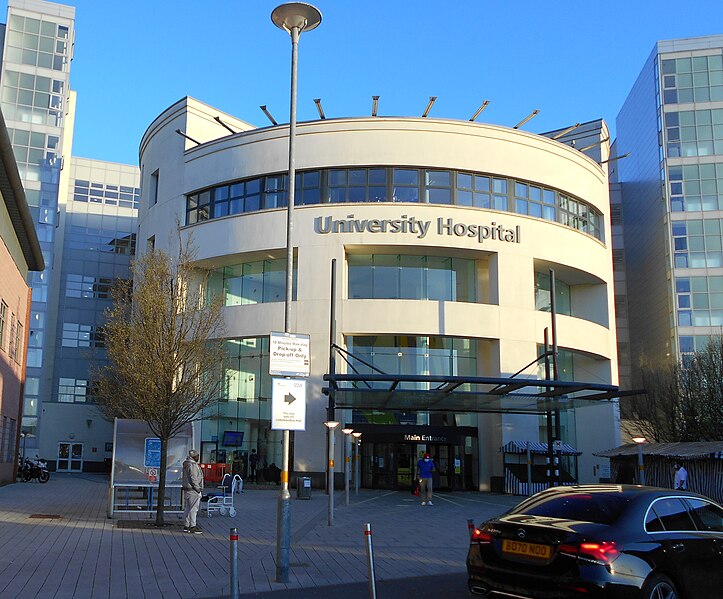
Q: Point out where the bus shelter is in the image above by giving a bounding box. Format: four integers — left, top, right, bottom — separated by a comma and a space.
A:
108, 418, 194, 518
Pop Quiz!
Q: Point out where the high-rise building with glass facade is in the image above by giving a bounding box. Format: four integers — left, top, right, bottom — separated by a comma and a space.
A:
616, 35, 723, 364
0, 1, 140, 471
0, 0, 76, 456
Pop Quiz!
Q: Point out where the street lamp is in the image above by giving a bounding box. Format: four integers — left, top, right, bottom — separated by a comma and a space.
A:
342, 428, 353, 506
324, 421, 339, 525
352, 431, 362, 495
632, 436, 646, 485
271, 1, 322, 584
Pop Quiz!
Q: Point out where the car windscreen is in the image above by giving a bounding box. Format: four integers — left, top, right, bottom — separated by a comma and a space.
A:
510, 493, 631, 525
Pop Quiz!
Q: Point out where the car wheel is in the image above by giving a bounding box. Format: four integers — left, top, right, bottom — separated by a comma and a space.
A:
642, 574, 678, 599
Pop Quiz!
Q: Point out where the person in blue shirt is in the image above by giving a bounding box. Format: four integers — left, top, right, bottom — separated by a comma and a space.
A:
416, 453, 436, 506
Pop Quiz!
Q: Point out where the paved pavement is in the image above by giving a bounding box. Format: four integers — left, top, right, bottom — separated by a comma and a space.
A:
0, 474, 520, 598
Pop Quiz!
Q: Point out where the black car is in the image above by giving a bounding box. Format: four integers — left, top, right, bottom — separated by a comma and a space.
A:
467, 485, 723, 598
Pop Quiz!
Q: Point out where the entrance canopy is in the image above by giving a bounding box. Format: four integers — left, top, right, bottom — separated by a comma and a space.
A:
324, 373, 641, 415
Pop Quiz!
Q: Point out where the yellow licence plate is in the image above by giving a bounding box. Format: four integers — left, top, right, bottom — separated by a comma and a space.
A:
501, 539, 552, 559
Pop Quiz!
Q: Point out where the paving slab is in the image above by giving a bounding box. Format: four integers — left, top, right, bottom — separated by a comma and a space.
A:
0, 475, 520, 598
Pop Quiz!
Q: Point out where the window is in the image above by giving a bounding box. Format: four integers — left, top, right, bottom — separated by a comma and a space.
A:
185, 168, 604, 240
58, 378, 91, 403
61, 322, 105, 348
535, 272, 571, 315
207, 258, 297, 306
686, 498, 723, 532
65, 274, 115, 299
0, 301, 6, 351
14, 322, 23, 363
8, 314, 16, 359
150, 169, 159, 205
348, 254, 477, 302
512, 493, 630, 525
646, 498, 696, 532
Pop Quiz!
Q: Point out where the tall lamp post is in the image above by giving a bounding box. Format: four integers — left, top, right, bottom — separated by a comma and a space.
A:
342, 428, 353, 506
325, 421, 339, 525
270, 2, 322, 584
632, 436, 646, 485
352, 431, 362, 495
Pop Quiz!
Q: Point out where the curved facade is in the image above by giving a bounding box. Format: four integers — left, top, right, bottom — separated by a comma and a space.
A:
138, 97, 619, 489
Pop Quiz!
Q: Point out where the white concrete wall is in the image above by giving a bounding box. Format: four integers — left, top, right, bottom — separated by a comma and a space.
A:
137, 98, 619, 486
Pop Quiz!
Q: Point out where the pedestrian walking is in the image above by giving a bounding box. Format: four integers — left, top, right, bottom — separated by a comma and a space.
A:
249, 448, 258, 483
673, 462, 688, 491
416, 452, 435, 506
182, 449, 204, 534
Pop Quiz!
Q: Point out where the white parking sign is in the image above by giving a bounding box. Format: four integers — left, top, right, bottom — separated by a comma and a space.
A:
271, 378, 307, 431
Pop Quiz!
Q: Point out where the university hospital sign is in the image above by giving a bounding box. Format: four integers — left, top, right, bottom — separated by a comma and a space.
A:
314, 214, 521, 245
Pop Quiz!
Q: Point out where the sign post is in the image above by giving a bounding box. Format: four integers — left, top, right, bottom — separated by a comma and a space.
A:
269, 331, 310, 583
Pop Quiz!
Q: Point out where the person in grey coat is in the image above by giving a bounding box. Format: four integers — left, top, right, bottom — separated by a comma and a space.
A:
182, 449, 204, 534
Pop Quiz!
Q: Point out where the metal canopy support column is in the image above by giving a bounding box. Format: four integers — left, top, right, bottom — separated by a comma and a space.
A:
544, 329, 554, 488
549, 269, 562, 487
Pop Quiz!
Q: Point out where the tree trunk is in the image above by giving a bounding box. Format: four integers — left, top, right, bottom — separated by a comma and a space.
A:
155, 437, 168, 527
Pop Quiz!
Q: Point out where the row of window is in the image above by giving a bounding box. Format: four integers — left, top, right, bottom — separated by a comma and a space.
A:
669, 162, 723, 213
672, 218, 723, 268
676, 275, 723, 327
662, 54, 723, 104
216, 335, 480, 403
65, 274, 115, 299
207, 255, 581, 321
73, 180, 140, 210
58, 378, 92, 403
679, 334, 716, 356
207, 258, 297, 307
61, 322, 105, 348
5, 14, 70, 72
66, 228, 136, 255
665, 109, 723, 158
348, 255, 476, 302
0, 300, 24, 364
8, 128, 61, 183
185, 167, 604, 240
0, 417, 18, 463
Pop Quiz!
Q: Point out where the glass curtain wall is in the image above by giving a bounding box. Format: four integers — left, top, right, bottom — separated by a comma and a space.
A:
348, 254, 477, 302
346, 335, 478, 424
198, 337, 282, 473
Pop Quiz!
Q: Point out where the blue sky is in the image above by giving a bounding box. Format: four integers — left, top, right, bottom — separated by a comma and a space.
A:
3, 0, 722, 166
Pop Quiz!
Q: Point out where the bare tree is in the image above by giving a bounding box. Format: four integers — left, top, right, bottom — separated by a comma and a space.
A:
623, 336, 723, 442
95, 235, 224, 526
678, 336, 723, 441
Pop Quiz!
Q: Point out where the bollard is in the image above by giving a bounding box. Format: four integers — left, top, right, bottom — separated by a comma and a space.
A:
364, 523, 377, 599
467, 519, 476, 540
230, 527, 239, 599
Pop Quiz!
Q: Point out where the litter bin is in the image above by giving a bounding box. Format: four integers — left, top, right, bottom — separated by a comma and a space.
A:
296, 476, 312, 500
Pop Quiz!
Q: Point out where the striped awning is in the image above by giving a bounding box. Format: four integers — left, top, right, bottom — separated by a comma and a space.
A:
501, 440, 581, 456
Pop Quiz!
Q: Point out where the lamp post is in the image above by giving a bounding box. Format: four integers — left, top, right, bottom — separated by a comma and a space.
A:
342, 428, 353, 506
632, 436, 646, 485
270, 2, 322, 584
325, 421, 339, 525
352, 431, 362, 495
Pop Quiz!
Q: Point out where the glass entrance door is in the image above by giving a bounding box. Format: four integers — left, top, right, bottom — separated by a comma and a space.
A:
57, 442, 83, 472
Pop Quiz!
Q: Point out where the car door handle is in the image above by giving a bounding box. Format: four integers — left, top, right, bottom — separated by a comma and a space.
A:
672, 543, 685, 552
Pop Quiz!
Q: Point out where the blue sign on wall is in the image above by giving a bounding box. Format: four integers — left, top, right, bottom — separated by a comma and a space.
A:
144, 438, 161, 468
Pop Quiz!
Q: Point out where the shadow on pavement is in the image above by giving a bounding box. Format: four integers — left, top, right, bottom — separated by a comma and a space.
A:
206, 572, 469, 598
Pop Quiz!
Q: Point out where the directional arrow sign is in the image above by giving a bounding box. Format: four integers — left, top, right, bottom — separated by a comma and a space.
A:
272, 378, 306, 431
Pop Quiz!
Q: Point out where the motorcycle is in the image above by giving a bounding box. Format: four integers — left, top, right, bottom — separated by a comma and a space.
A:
18, 456, 50, 483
